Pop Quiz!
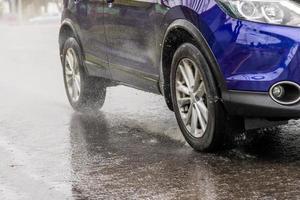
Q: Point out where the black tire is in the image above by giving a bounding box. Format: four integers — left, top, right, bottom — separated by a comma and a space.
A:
170, 43, 229, 152
62, 37, 107, 113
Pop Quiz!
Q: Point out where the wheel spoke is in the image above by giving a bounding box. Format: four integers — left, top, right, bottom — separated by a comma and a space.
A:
195, 104, 207, 131
196, 100, 208, 122
190, 105, 198, 135
176, 81, 190, 96
75, 74, 81, 83
74, 77, 81, 94
179, 64, 191, 89
182, 59, 195, 88
194, 68, 202, 92
75, 84, 80, 98
195, 82, 206, 98
65, 65, 73, 76
73, 79, 80, 99
70, 52, 76, 69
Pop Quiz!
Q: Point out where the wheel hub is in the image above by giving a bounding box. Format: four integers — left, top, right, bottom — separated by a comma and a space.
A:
175, 58, 208, 138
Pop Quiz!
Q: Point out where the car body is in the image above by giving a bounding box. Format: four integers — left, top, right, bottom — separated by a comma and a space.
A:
59, 0, 300, 151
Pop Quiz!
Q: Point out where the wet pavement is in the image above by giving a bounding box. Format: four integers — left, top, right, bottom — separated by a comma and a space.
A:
0, 24, 299, 200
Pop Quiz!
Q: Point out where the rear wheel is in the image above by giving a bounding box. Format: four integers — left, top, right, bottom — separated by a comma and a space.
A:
171, 43, 230, 152
62, 37, 107, 113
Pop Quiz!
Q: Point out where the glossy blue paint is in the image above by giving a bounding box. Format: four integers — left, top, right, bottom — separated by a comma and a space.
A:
163, 0, 300, 92
61, 0, 300, 93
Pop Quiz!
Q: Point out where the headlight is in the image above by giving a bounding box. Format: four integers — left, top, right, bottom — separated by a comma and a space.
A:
216, 0, 300, 27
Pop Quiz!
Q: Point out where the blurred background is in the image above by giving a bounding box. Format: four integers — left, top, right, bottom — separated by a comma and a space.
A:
0, 0, 61, 24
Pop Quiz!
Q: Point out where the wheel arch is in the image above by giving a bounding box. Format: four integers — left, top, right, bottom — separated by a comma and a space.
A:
59, 19, 85, 60
160, 18, 226, 111
59, 18, 89, 74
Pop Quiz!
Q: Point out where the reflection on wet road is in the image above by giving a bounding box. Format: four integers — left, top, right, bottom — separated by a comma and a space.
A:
0, 25, 299, 200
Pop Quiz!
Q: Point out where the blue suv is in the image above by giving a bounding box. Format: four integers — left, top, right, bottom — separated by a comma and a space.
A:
59, 0, 300, 152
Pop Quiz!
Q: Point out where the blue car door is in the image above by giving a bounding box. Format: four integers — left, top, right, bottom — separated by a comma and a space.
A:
103, 0, 160, 93
76, 0, 110, 78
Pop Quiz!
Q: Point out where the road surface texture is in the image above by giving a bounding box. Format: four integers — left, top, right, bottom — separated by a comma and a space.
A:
0, 24, 299, 200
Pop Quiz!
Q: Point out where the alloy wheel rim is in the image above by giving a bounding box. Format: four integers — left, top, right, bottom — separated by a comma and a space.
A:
175, 58, 208, 138
65, 48, 81, 102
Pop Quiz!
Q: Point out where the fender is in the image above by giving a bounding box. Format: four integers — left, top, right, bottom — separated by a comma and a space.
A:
59, 18, 89, 74
159, 17, 227, 98
59, 18, 84, 58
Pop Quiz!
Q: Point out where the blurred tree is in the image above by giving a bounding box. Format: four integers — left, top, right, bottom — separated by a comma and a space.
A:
22, 0, 61, 13
17, 0, 62, 19
0, 0, 4, 16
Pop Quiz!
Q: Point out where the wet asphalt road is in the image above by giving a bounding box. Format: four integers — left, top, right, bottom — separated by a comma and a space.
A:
0, 24, 299, 200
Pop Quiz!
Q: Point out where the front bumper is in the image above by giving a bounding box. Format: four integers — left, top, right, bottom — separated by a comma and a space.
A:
201, 5, 300, 92
216, 20, 300, 92
223, 91, 300, 119
198, 3, 300, 119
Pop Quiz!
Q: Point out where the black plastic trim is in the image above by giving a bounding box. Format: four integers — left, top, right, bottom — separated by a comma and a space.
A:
223, 90, 300, 119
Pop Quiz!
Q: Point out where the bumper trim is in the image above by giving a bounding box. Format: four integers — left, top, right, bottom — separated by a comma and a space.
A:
223, 90, 300, 119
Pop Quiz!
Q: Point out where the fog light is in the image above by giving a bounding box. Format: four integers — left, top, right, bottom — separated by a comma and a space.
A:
272, 85, 285, 99
270, 82, 300, 105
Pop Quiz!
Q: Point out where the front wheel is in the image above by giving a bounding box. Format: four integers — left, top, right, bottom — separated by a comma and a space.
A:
171, 43, 230, 152
62, 37, 107, 113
